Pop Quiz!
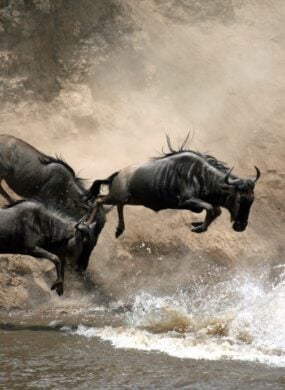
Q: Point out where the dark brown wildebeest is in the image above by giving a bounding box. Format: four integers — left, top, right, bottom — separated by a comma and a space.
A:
0, 134, 90, 219
86, 136, 260, 237
0, 200, 106, 295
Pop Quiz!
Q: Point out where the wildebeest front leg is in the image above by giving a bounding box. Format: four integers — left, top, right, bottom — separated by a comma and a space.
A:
182, 197, 221, 233
116, 204, 125, 238
191, 206, 221, 232
28, 246, 64, 296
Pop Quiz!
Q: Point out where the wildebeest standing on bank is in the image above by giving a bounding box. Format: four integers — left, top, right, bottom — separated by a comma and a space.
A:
0, 134, 89, 219
0, 200, 106, 295
87, 136, 260, 237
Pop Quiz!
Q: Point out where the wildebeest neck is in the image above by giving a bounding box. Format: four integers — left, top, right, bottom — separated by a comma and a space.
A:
38, 207, 75, 251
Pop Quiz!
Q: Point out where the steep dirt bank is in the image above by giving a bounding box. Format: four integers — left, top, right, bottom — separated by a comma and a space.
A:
0, 0, 284, 309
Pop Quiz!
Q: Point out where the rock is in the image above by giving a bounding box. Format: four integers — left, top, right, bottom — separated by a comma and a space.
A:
0, 254, 54, 309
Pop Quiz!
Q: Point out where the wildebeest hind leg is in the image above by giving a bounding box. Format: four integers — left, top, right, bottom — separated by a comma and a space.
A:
116, 204, 125, 238
28, 246, 64, 296
0, 180, 15, 203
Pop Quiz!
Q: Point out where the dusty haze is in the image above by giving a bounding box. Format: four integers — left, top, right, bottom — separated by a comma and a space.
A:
0, 0, 284, 307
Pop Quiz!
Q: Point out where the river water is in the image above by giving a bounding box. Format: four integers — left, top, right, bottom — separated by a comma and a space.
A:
1, 265, 284, 389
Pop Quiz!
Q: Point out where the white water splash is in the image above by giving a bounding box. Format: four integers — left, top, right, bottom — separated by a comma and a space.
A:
75, 267, 285, 367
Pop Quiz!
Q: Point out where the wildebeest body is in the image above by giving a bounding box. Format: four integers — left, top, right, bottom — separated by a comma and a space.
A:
0, 200, 106, 295
0, 202, 71, 253
127, 154, 215, 211
97, 153, 232, 213
0, 134, 88, 219
87, 138, 260, 237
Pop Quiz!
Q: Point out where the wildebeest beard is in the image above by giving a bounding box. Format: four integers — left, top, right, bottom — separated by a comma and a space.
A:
229, 188, 255, 232
76, 240, 93, 272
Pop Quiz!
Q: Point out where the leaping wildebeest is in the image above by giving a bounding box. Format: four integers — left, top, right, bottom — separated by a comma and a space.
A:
0, 134, 90, 219
86, 136, 260, 237
0, 200, 106, 295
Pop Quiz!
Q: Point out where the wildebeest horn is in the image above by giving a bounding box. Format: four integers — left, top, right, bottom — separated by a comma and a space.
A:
75, 216, 87, 226
224, 167, 240, 185
76, 224, 89, 234
252, 166, 261, 183
75, 218, 90, 234
75, 221, 93, 242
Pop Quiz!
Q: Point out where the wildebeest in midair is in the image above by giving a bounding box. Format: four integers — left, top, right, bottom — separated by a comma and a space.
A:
86, 135, 260, 237
0, 200, 106, 295
0, 134, 90, 219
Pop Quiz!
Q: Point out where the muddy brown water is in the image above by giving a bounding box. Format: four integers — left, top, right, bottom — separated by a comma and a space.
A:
1, 328, 284, 390
1, 266, 285, 390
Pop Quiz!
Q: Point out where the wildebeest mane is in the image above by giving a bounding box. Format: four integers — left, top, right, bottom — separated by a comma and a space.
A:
155, 134, 230, 174
39, 155, 86, 187
202, 154, 229, 174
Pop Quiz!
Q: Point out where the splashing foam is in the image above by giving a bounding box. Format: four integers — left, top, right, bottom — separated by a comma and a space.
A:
75, 266, 285, 367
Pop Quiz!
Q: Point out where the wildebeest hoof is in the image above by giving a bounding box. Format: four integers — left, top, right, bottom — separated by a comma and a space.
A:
51, 281, 64, 296
191, 222, 203, 228
191, 225, 206, 233
115, 227, 124, 238
56, 287, 63, 296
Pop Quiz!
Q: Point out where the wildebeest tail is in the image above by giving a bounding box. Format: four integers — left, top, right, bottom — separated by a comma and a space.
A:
87, 171, 119, 201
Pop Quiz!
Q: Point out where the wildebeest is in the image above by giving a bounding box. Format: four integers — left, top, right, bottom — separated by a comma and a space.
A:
0, 200, 106, 295
0, 134, 89, 219
86, 136, 260, 237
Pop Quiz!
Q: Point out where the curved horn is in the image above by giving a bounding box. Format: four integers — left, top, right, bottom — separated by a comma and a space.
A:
253, 166, 261, 183
75, 216, 87, 227
224, 167, 233, 184
224, 167, 237, 185
75, 220, 90, 234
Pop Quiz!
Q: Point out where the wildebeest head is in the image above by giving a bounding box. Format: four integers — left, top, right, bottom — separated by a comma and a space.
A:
224, 166, 261, 232
74, 221, 97, 271
68, 206, 106, 271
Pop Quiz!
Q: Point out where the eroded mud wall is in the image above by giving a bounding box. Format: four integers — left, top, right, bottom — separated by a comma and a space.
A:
0, 0, 119, 101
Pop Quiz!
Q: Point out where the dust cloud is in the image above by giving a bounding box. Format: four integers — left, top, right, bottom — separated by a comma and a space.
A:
1, 0, 284, 301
